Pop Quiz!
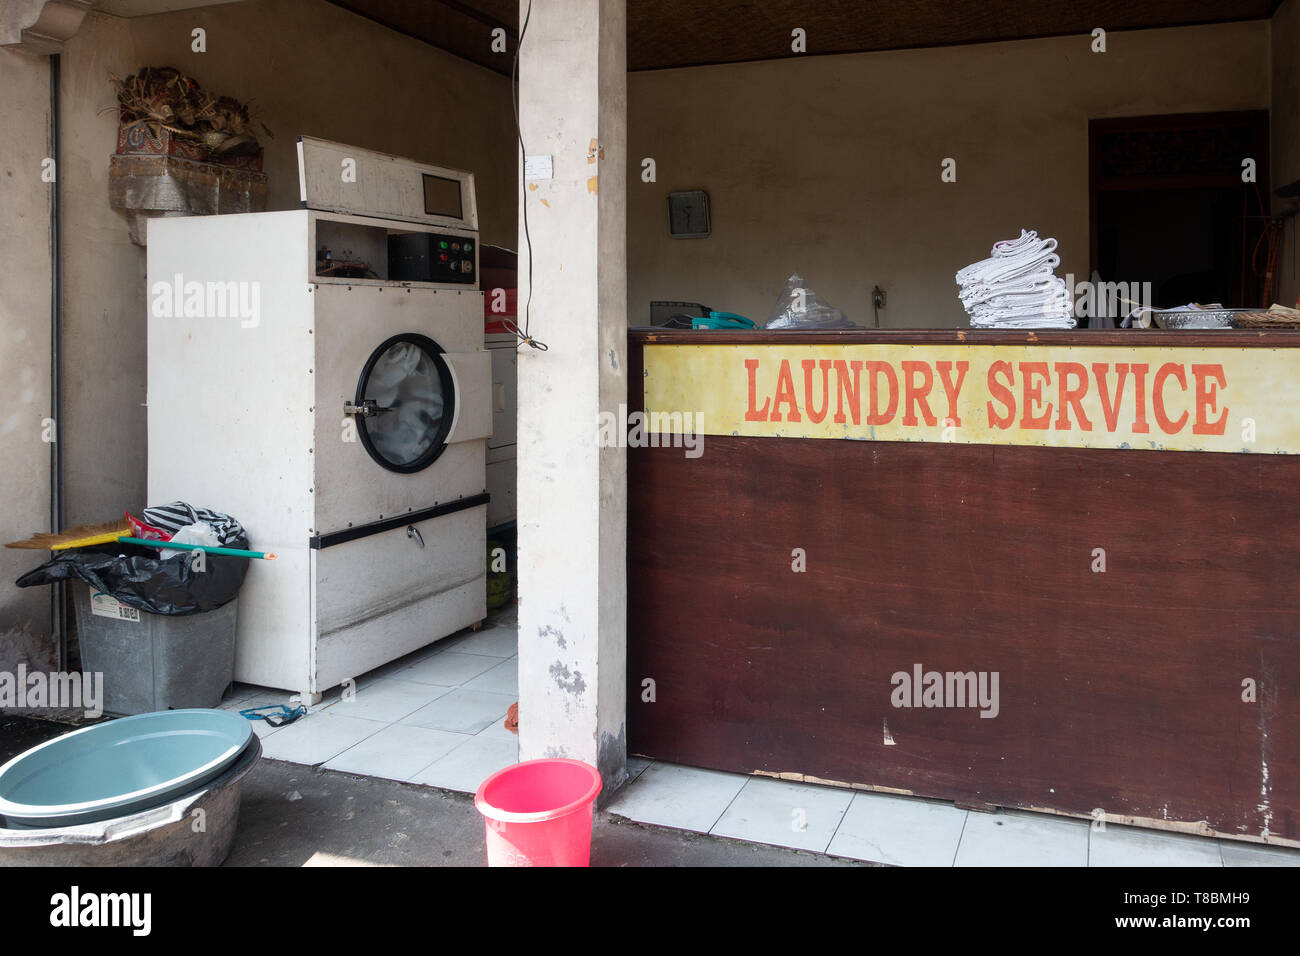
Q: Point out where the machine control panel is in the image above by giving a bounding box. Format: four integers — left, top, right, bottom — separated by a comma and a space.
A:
388, 232, 477, 285
297, 136, 478, 232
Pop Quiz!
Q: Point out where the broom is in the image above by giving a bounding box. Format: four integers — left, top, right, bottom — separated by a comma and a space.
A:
6, 521, 275, 559
5, 521, 130, 550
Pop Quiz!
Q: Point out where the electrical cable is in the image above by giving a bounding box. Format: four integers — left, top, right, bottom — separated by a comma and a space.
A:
504, 0, 547, 351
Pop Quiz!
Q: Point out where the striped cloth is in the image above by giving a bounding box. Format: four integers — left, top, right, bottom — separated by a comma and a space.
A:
141, 502, 246, 546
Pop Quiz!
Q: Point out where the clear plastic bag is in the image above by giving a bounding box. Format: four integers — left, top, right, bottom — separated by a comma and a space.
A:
765, 273, 855, 329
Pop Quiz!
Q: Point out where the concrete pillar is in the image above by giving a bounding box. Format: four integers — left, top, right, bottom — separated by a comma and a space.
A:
515, 0, 627, 794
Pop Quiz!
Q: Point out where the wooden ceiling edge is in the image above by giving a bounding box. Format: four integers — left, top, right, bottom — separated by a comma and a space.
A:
323, 0, 514, 77
627, 15, 1279, 73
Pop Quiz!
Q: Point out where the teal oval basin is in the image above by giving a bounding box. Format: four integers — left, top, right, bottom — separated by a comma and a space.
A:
0, 709, 252, 829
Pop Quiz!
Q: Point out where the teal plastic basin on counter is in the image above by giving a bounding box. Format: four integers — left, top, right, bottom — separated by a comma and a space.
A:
0, 709, 253, 830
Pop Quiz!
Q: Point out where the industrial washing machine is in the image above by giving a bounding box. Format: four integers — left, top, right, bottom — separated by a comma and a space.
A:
147, 138, 492, 702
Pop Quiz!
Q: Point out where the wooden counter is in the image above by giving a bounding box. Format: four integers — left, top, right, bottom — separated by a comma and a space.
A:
626, 328, 1300, 844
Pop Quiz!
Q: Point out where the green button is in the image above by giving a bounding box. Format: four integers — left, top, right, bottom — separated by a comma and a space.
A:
439, 241, 449, 249
465, 242, 473, 251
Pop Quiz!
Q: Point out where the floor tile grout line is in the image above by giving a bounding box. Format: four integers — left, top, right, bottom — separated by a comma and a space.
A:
343, 701, 447, 727
363, 675, 458, 689
328, 695, 513, 784
406, 733, 519, 790
821, 788, 857, 856
708, 776, 848, 855
951, 808, 970, 867
398, 729, 478, 783
706, 773, 756, 837
281, 711, 392, 769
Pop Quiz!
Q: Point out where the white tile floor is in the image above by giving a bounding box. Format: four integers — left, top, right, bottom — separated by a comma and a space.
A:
604, 764, 1300, 866
223, 610, 1300, 867
220, 618, 522, 792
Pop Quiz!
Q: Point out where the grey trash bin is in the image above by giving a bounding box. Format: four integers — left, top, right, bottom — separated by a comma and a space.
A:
72, 582, 238, 715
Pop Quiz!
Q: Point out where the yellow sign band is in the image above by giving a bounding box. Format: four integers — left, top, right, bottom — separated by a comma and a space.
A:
642, 343, 1297, 454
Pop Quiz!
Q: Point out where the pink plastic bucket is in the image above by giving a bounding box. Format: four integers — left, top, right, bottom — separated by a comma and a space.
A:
474, 758, 603, 867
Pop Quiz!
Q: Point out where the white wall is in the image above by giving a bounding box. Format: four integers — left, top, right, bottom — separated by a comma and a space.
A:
59, 12, 144, 528
627, 23, 1272, 327
0, 47, 55, 666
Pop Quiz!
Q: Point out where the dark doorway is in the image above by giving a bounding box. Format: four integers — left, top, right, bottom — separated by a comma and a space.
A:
1090, 111, 1270, 321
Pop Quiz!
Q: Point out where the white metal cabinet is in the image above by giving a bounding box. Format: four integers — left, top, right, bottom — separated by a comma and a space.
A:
148, 174, 490, 699
311, 284, 487, 534
311, 504, 486, 692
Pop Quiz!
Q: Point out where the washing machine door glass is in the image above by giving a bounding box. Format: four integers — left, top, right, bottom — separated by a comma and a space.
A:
354, 333, 455, 473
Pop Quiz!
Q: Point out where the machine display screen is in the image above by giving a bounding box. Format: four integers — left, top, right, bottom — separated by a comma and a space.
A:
423, 174, 463, 220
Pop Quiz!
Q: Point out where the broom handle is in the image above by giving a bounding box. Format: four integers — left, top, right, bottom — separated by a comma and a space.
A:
48, 531, 126, 551
116, 537, 277, 560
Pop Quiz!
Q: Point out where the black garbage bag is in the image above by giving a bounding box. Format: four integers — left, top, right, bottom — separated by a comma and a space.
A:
15, 537, 250, 616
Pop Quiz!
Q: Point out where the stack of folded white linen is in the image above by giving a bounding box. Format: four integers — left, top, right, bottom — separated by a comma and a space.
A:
955, 230, 1075, 329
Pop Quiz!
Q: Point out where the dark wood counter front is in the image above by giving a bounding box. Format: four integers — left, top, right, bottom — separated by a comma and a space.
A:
626, 328, 1300, 844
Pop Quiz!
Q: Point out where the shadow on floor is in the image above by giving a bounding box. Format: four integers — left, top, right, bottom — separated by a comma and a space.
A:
227, 759, 871, 867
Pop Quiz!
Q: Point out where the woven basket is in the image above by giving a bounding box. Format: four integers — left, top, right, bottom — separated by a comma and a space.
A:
1232, 312, 1300, 329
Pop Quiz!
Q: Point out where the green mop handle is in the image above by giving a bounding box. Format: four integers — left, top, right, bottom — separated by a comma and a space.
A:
116, 537, 277, 560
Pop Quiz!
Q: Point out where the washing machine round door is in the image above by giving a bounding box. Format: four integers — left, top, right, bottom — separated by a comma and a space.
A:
353, 333, 456, 473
